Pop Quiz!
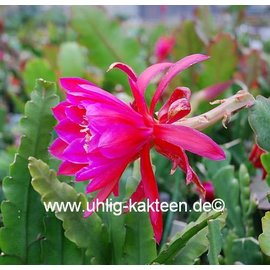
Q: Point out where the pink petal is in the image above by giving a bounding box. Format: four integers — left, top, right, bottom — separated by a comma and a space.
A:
150, 54, 210, 114
125, 180, 145, 213
137, 62, 172, 94
155, 139, 205, 195
107, 62, 137, 82
60, 77, 97, 94
84, 179, 118, 217
112, 183, 119, 197
83, 161, 128, 192
201, 80, 233, 101
154, 124, 226, 160
158, 87, 191, 123
65, 105, 86, 124
58, 160, 87, 175
55, 119, 83, 143
97, 124, 150, 159
52, 101, 70, 121
49, 138, 68, 159
128, 180, 145, 204
140, 145, 163, 244
62, 138, 88, 163
60, 78, 127, 108
155, 36, 175, 62
127, 78, 149, 116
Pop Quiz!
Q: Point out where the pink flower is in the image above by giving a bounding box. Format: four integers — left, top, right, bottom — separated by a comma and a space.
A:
249, 143, 267, 179
202, 181, 215, 202
0, 50, 4, 61
50, 54, 226, 243
155, 36, 175, 62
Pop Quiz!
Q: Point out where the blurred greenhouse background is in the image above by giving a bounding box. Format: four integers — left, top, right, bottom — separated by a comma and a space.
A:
1, 5, 270, 265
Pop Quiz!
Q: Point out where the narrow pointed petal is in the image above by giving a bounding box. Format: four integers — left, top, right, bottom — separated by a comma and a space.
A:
154, 124, 226, 160
107, 62, 137, 82
155, 139, 205, 196
137, 62, 172, 94
49, 138, 68, 159
52, 101, 70, 121
158, 87, 191, 123
58, 160, 87, 175
140, 145, 163, 243
200, 80, 233, 101
112, 183, 119, 197
55, 119, 84, 143
60, 77, 97, 93
84, 179, 118, 217
65, 105, 86, 124
62, 138, 88, 163
150, 54, 210, 114
128, 180, 145, 204
125, 180, 145, 213
60, 78, 127, 108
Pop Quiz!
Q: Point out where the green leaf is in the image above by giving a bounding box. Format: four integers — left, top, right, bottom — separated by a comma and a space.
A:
259, 211, 270, 256
0, 105, 6, 132
122, 211, 157, 265
120, 163, 157, 265
212, 166, 244, 236
174, 227, 208, 265
40, 215, 87, 264
58, 42, 87, 77
0, 79, 59, 264
195, 6, 217, 44
172, 20, 204, 59
239, 164, 255, 236
261, 153, 270, 185
0, 255, 23, 265
28, 157, 110, 265
71, 6, 144, 71
71, 6, 146, 92
22, 59, 56, 96
152, 211, 223, 264
207, 219, 222, 265
171, 20, 204, 88
248, 96, 270, 151
202, 149, 231, 180
200, 33, 237, 87
230, 237, 263, 264
175, 212, 226, 265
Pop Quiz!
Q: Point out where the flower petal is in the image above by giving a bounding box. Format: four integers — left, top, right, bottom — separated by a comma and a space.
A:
155, 139, 205, 195
58, 160, 87, 175
107, 62, 137, 82
62, 138, 88, 163
158, 87, 191, 123
200, 80, 233, 101
150, 54, 210, 114
128, 180, 145, 204
65, 105, 86, 124
55, 119, 84, 143
84, 179, 118, 218
140, 145, 163, 244
49, 138, 68, 159
137, 62, 172, 94
52, 101, 70, 121
154, 124, 225, 160
60, 78, 127, 108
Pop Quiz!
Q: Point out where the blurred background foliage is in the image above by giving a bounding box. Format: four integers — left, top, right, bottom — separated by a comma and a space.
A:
0, 5, 270, 265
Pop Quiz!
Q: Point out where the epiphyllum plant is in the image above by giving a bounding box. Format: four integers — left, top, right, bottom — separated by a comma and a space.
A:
50, 54, 236, 243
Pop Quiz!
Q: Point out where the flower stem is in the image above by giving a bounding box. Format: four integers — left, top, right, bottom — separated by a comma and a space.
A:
175, 90, 255, 131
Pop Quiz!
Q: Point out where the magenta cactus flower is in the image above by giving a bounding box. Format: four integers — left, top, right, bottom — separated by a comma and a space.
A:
154, 36, 175, 62
49, 54, 225, 243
